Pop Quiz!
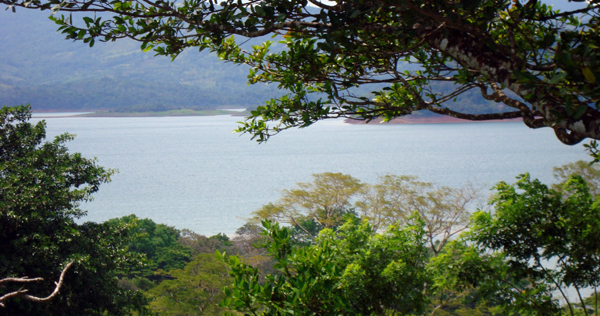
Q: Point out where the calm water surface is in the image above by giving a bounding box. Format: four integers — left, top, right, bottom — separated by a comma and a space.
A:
34, 115, 588, 235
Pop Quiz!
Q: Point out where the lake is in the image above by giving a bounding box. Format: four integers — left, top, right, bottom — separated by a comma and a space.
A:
33, 114, 588, 235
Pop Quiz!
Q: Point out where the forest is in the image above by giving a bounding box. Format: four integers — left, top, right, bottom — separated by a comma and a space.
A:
1, 0, 600, 314
2, 105, 600, 315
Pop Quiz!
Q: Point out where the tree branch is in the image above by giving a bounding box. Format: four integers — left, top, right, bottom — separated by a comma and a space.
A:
535, 5, 600, 21
0, 261, 74, 308
426, 105, 524, 121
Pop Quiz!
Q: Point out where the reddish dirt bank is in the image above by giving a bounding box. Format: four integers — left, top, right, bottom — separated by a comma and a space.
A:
344, 115, 523, 125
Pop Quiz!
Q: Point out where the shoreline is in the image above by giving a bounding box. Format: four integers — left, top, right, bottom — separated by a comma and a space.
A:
33, 109, 250, 118
344, 115, 523, 125
32, 110, 523, 125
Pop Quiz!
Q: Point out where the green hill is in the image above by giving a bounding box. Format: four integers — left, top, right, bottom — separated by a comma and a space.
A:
0, 8, 281, 111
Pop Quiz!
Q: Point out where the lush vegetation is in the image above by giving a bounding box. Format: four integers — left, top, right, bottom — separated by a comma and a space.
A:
2, 0, 599, 311
0, 105, 146, 315
110, 167, 600, 316
3, 104, 600, 316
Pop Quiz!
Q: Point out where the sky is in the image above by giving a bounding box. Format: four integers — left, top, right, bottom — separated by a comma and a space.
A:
542, 0, 592, 11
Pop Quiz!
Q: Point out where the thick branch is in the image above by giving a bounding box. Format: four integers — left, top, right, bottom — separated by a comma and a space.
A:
426, 106, 523, 121
479, 83, 532, 114
424, 27, 600, 143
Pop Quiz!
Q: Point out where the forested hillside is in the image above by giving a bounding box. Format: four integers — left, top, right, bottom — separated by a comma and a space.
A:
0, 9, 509, 115
0, 9, 282, 111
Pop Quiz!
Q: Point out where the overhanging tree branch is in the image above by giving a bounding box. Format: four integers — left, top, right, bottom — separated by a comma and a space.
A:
1, 0, 599, 146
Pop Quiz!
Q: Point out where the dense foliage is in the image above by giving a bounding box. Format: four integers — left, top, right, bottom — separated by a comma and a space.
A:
222, 172, 600, 316
1, 0, 598, 145
147, 254, 233, 315
110, 216, 269, 315
108, 215, 193, 279
469, 174, 600, 315
427, 173, 600, 316
221, 219, 430, 315
0, 105, 146, 315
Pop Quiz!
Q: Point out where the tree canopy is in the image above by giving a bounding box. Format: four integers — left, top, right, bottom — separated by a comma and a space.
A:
552, 159, 600, 195
223, 172, 600, 316
0, 105, 146, 315
1, 0, 599, 146
251, 172, 479, 252
147, 253, 233, 316
107, 214, 193, 278
221, 219, 430, 315
436, 173, 600, 316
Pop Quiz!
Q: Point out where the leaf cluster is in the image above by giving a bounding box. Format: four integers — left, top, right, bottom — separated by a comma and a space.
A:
221, 218, 430, 315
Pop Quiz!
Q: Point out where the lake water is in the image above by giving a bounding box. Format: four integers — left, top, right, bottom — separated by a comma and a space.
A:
33, 114, 589, 235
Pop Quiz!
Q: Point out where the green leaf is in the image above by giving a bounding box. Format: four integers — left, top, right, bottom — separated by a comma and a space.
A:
142, 44, 154, 52
513, 70, 539, 83
572, 104, 588, 119
582, 67, 596, 84
548, 72, 567, 84
542, 33, 555, 48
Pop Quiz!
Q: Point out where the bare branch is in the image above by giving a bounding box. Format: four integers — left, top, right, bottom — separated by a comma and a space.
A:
0, 261, 74, 308
0, 277, 44, 285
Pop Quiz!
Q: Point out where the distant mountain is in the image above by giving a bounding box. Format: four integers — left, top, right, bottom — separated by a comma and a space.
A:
0, 8, 282, 111
0, 8, 510, 116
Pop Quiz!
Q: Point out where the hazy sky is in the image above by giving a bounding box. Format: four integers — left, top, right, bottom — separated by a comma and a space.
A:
541, 0, 592, 11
